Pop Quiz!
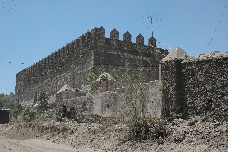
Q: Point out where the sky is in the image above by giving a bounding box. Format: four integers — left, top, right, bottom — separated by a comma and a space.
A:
0, 0, 227, 94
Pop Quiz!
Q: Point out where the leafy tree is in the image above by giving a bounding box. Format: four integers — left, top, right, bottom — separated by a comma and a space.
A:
11, 101, 22, 118
19, 93, 52, 122
22, 108, 36, 122
38, 92, 49, 112
0, 93, 22, 118
0, 93, 7, 108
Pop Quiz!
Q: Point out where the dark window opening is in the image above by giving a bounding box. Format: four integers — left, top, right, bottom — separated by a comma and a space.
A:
207, 100, 213, 109
205, 99, 213, 111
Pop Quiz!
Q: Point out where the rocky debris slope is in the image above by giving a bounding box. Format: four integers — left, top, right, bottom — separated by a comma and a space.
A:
0, 117, 227, 152
166, 118, 227, 151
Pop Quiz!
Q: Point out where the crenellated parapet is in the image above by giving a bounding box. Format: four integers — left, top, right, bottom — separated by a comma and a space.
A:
136, 34, 144, 46
91, 26, 105, 45
110, 28, 119, 47
18, 26, 167, 74
84, 31, 92, 47
148, 36, 156, 48
123, 31, 132, 42
110, 28, 119, 40
79, 35, 86, 46
17, 27, 167, 78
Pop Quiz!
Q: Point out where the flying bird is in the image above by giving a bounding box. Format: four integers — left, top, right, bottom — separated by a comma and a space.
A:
145, 14, 163, 25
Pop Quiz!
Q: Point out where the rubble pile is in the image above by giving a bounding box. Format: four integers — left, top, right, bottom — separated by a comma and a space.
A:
167, 118, 227, 151
184, 51, 228, 62
0, 117, 227, 151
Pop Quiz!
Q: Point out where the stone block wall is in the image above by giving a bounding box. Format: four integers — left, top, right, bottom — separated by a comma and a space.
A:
54, 80, 162, 119
161, 59, 186, 118
64, 96, 93, 115
16, 26, 168, 105
92, 80, 162, 118
182, 57, 228, 120
17, 50, 94, 106
93, 92, 118, 117
161, 50, 228, 120
143, 81, 162, 118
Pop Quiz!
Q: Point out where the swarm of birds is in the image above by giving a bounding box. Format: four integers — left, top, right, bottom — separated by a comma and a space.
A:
0, 0, 21, 16
0, 60, 24, 64
205, 1, 228, 49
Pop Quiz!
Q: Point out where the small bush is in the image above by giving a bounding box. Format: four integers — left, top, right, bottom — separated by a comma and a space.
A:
128, 117, 168, 141
38, 92, 49, 112
11, 102, 23, 118
17, 92, 54, 122
88, 72, 99, 93
20, 108, 36, 122
18, 108, 54, 122
35, 109, 54, 120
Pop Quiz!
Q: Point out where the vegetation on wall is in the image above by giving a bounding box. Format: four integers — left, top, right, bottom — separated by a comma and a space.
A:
17, 92, 54, 122
37, 92, 49, 112
0, 93, 22, 118
88, 72, 99, 93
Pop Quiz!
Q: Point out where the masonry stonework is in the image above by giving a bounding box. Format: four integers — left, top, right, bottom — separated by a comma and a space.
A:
16, 26, 227, 121
15, 26, 168, 106
161, 49, 228, 121
182, 55, 228, 120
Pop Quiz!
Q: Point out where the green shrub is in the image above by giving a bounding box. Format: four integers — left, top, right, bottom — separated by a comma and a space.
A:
18, 108, 54, 122
38, 92, 49, 112
17, 92, 54, 122
21, 108, 36, 122
35, 109, 54, 120
128, 116, 168, 141
0, 94, 22, 119
11, 101, 22, 118
88, 72, 99, 93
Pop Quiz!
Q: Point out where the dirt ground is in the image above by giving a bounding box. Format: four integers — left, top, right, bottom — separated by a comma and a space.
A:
0, 134, 82, 152
0, 118, 227, 152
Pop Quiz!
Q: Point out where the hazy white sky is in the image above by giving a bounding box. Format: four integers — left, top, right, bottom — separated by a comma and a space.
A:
0, 0, 228, 94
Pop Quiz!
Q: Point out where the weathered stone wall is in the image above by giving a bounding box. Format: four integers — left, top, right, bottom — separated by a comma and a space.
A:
143, 81, 162, 118
93, 46, 163, 83
64, 96, 93, 115
16, 26, 168, 105
182, 56, 228, 120
17, 50, 94, 106
92, 80, 162, 118
93, 92, 118, 117
161, 50, 228, 120
161, 59, 186, 118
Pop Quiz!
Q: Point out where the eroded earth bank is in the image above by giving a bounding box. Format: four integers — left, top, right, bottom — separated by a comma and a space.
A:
0, 117, 227, 152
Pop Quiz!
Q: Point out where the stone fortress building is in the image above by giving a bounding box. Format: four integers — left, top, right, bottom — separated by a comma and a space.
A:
15, 26, 227, 120
15, 27, 168, 114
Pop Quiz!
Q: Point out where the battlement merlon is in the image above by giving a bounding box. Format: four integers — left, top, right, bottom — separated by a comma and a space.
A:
16, 26, 168, 76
